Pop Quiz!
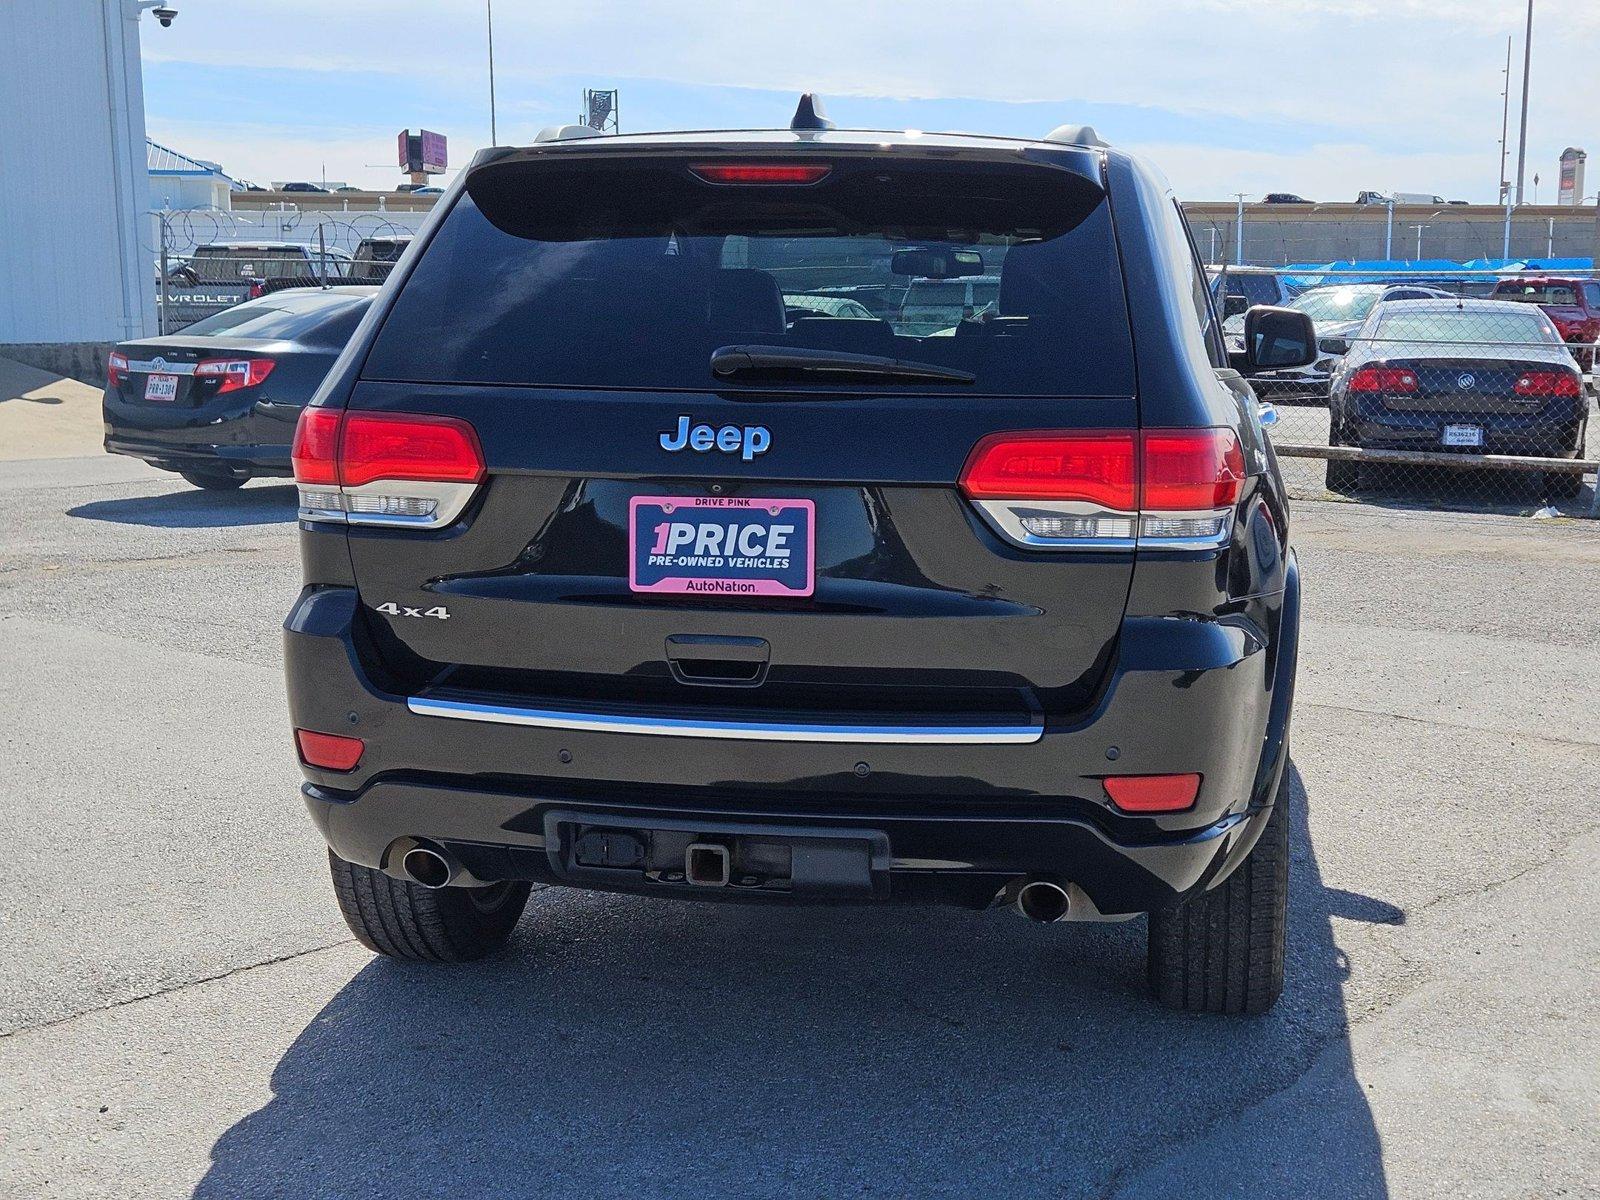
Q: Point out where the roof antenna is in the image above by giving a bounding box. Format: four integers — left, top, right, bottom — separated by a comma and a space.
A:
791, 94, 835, 132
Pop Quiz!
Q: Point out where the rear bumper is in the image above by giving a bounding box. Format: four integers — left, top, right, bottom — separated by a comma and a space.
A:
103, 432, 291, 476
285, 566, 1298, 915
1347, 401, 1585, 457
102, 394, 295, 476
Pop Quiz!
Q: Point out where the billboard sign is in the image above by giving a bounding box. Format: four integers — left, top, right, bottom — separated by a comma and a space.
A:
420, 130, 447, 174
1557, 148, 1586, 207
398, 129, 448, 175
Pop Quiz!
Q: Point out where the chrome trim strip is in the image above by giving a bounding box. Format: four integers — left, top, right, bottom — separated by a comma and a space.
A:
126, 359, 197, 375
406, 696, 1043, 744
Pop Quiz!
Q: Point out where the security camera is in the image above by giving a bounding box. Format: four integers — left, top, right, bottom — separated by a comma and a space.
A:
152, 6, 178, 26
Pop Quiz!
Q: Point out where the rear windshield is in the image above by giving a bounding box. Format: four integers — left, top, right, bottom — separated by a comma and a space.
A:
180, 294, 368, 339
1372, 307, 1559, 346
1494, 284, 1579, 305
363, 155, 1134, 396
191, 246, 311, 280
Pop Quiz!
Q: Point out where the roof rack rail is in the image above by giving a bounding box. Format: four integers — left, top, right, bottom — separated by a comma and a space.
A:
791, 93, 835, 132
1043, 124, 1109, 149
534, 124, 605, 144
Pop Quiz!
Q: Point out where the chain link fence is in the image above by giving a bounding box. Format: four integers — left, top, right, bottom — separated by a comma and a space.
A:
148, 207, 426, 332
1216, 267, 1600, 517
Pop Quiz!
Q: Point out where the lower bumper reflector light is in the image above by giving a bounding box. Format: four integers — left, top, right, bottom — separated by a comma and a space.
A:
1103, 773, 1202, 813
294, 729, 365, 772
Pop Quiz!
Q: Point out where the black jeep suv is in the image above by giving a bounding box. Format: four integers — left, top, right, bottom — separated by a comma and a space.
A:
284, 100, 1315, 1013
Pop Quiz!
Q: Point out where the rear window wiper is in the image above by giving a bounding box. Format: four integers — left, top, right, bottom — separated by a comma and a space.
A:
710, 344, 976, 385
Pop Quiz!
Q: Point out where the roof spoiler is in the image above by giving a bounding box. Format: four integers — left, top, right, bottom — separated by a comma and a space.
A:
1044, 124, 1109, 148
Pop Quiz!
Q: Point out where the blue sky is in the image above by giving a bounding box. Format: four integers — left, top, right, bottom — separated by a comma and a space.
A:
141, 1, 1599, 202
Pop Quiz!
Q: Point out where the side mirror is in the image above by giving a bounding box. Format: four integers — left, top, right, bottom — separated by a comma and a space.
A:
1235, 305, 1316, 373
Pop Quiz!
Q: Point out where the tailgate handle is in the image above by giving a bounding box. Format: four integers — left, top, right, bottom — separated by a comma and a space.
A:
666, 635, 770, 687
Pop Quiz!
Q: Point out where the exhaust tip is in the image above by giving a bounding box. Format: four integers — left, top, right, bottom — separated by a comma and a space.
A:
1015, 878, 1071, 923
401, 846, 453, 890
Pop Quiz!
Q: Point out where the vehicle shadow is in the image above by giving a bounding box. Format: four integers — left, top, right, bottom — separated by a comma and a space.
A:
196, 764, 1394, 1199
67, 483, 296, 529
1339, 464, 1592, 517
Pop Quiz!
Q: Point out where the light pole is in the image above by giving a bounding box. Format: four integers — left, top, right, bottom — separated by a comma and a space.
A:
1411, 223, 1429, 260
1497, 35, 1512, 202
1384, 197, 1395, 259
1514, 0, 1533, 205
1233, 193, 1247, 265
486, 0, 498, 146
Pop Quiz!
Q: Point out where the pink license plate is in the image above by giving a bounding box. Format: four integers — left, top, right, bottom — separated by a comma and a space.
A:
629, 496, 815, 597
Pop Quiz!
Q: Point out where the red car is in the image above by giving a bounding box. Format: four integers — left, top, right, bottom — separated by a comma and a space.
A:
1490, 277, 1600, 370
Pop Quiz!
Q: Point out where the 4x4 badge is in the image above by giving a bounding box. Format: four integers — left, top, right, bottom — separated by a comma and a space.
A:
660, 415, 771, 462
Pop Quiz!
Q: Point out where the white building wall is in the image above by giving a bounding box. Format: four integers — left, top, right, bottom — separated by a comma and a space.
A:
148, 174, 232, 211
0, 1, 155, 345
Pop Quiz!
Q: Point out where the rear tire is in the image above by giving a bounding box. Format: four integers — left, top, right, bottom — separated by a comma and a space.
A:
1147, 771, 1290, 1015
179, 469, 246, 491
1324, 458, 1358, 494
1545, 469, 1584, 502
328, 850, 532, 961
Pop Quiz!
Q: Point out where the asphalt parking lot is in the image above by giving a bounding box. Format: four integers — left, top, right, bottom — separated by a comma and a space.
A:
3, 416, 1599, 1196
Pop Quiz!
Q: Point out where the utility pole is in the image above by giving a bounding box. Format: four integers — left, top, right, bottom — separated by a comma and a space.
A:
486, 0, 498, 146
1514, 0, 1533, 205
1497, 35, 1512, 202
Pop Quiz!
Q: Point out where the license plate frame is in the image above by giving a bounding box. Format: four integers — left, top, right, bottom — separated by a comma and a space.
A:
1441, 423, 1483, 448
143, 373, 179, 402
629, 495, 815, 598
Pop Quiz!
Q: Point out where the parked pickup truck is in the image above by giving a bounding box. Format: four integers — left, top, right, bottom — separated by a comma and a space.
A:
157, 242, 352, 331
1489, 277, 1600, 371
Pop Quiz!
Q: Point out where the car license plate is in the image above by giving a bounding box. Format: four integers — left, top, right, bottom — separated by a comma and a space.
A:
143, 374, 179, 402
630, 496, 815, 597
1442, 424, 1483, 448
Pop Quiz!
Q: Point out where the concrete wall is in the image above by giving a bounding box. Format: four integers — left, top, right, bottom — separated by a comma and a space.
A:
0, 2, 154, 345
1181, 203, 1600, 265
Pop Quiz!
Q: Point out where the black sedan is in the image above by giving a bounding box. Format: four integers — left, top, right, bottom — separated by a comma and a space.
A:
104, 287, 377, 489
1326, 299, 1589, 498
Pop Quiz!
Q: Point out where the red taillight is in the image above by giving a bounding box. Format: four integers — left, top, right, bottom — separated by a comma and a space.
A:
960, 431, 1138, 510
1142, 429, 1245, 511
958, 429, 1242, 512
689, 162, 832, 185
1348, 366, 1418, 393
195, 356, 275, 394
294, 729, 364, 772
339, 412, 485, 487
1513, 370, 1580, 397
960, 428, 1243, 547
107, 351, 129, 388
291, 406, 342, 486
1103, 773, 1201, 814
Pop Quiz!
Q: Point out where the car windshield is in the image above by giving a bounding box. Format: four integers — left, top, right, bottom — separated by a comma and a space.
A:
364, 155, 1135, 396
1290, 287, 1382, 322
1371, 307, 1560, 347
